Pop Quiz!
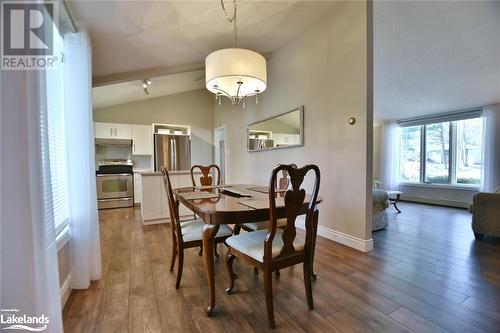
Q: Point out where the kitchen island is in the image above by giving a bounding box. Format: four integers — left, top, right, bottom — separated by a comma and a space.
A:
139, 170, 203, 225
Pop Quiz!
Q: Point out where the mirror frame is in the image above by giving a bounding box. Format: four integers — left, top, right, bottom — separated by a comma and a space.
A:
247, 105, 304, 152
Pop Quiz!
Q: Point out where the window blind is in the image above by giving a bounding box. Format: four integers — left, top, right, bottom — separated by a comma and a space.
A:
397, 108, 483, 127
42, 25, 69, 235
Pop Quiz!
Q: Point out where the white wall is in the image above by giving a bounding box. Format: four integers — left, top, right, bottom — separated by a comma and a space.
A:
214, 1, 373, 251
93, 89, 215, 166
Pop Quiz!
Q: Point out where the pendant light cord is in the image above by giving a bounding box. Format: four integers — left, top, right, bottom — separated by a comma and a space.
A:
220, 0, 238, 47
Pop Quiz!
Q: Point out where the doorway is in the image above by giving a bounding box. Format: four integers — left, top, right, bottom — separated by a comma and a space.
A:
214, 126, 227, 184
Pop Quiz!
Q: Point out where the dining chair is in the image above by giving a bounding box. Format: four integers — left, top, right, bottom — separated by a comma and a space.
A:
190, 164, 221, 186
224, 164, 321, 329
161, 166, 233, 289
190, 164, 222, 256
236, 164, 297, 233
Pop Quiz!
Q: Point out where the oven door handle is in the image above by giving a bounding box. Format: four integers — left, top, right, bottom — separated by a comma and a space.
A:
96, 173, 132, 177
98, 198, 133, 202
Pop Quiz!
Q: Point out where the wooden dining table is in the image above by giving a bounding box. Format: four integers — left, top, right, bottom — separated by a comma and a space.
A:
174, 184, 322, 316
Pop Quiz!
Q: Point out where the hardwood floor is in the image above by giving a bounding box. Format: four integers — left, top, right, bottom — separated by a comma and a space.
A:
62, 202, 500, 332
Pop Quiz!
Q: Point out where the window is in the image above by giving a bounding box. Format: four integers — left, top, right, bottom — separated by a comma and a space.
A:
424, 122, 450, 184
400, 126, 421, 182
456, 118, 483, 185
42, 23, 69, 236
399, 116, 483, 186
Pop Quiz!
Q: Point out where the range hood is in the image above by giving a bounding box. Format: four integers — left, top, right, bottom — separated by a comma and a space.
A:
94, 138, 132, 146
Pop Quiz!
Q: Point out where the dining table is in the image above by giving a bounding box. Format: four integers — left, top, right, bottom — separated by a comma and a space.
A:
173, 184, 322, 316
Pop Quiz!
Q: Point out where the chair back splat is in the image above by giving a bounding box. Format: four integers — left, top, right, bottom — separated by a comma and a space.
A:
161, 167, 183, 244
266, 164, 320, 260
190, 164, 221, 186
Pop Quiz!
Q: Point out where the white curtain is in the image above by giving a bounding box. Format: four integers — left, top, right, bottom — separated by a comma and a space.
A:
380, 121, 401, 191
1, 71, 63, 331
480, 103, 500, 192
64, 30, 102, 288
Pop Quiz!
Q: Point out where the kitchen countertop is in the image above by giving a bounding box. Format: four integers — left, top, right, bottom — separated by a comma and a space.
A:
139, 170, 202, 176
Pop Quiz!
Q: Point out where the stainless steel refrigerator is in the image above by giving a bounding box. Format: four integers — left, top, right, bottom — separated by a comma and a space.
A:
154, 134, 191, 171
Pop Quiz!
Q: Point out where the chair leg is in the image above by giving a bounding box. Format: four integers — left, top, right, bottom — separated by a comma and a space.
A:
233, 224, 241, 235
303, 259, 314, 310
214, 243, 219, 259
175, 249, 184, 289
198, 246, 203, 256
275, 269, 280, 278
225, 253, 236, 294
264, 268, 275, 329
170, 235, 177, 272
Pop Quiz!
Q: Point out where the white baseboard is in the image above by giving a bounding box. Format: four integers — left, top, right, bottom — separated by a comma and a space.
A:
142, 218, 170, 225
60, 273, 72, 308
400, 195, 470, 209
296, 218, 373, 253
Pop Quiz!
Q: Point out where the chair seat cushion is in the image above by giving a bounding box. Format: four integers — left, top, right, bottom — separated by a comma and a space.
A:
226, 229, 304, 262
242, 218, 287, 231
180, 219, 233, 242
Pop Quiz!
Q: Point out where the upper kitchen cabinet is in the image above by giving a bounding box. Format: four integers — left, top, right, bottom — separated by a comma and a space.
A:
94, 122, 132, 140
132, 124, 153, 155
114, 123, 132, 139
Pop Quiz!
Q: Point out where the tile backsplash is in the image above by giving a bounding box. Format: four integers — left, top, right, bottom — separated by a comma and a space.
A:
95, 145, 152, 170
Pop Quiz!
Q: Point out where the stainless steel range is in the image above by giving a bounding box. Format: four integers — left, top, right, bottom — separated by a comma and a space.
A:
96, 159, 134, 209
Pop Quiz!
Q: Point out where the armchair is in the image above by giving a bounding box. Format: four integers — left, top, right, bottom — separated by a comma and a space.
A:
470, 192, 500, 240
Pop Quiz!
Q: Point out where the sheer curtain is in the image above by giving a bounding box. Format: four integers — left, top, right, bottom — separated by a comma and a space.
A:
64, 30, 102, 288
380, 121, 401, 191
1, 70, 63, 331
481, 104, 500, 192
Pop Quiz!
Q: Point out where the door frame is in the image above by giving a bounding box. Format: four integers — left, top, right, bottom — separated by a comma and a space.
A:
214, 126, 227, 184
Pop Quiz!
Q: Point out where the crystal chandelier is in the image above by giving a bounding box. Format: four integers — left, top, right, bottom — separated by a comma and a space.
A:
205, 0, 267, 108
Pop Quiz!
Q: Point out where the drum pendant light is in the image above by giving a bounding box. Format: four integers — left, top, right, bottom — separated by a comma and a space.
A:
205, 0, 267, 108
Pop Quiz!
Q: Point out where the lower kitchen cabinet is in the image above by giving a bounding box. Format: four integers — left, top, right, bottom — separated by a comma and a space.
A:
140, 172, 194, 225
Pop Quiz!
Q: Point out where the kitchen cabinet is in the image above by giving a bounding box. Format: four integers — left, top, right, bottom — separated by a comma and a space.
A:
273, 133, 300, 146
140, 175, 163, 221
132, 125, 153, 155
141, 173, 196, 225
114, 123, 132, 139
94, 122, 132, 140
133, 172, 142, 203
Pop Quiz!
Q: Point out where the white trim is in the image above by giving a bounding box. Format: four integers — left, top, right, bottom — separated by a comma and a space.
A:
214, 125, 227, 184
60, 272, 72, 308
400, 195, 470, 209
296, 218, 373, 253
399, 182, 479, 191
142, 218, 170, 226
56, 225, 70, 251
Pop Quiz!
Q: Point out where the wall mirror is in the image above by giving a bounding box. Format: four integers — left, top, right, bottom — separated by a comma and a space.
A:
247, 106, 304, 152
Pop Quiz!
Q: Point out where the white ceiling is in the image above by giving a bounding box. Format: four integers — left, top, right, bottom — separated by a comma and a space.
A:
68, 0, 337, 77
92, 70, 205, 109
374, 1, 500, 122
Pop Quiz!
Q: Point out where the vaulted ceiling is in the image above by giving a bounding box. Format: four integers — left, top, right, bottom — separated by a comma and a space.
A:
72, 1, 500, 117
68, 0, 337, 77
374, 1, 500, 121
